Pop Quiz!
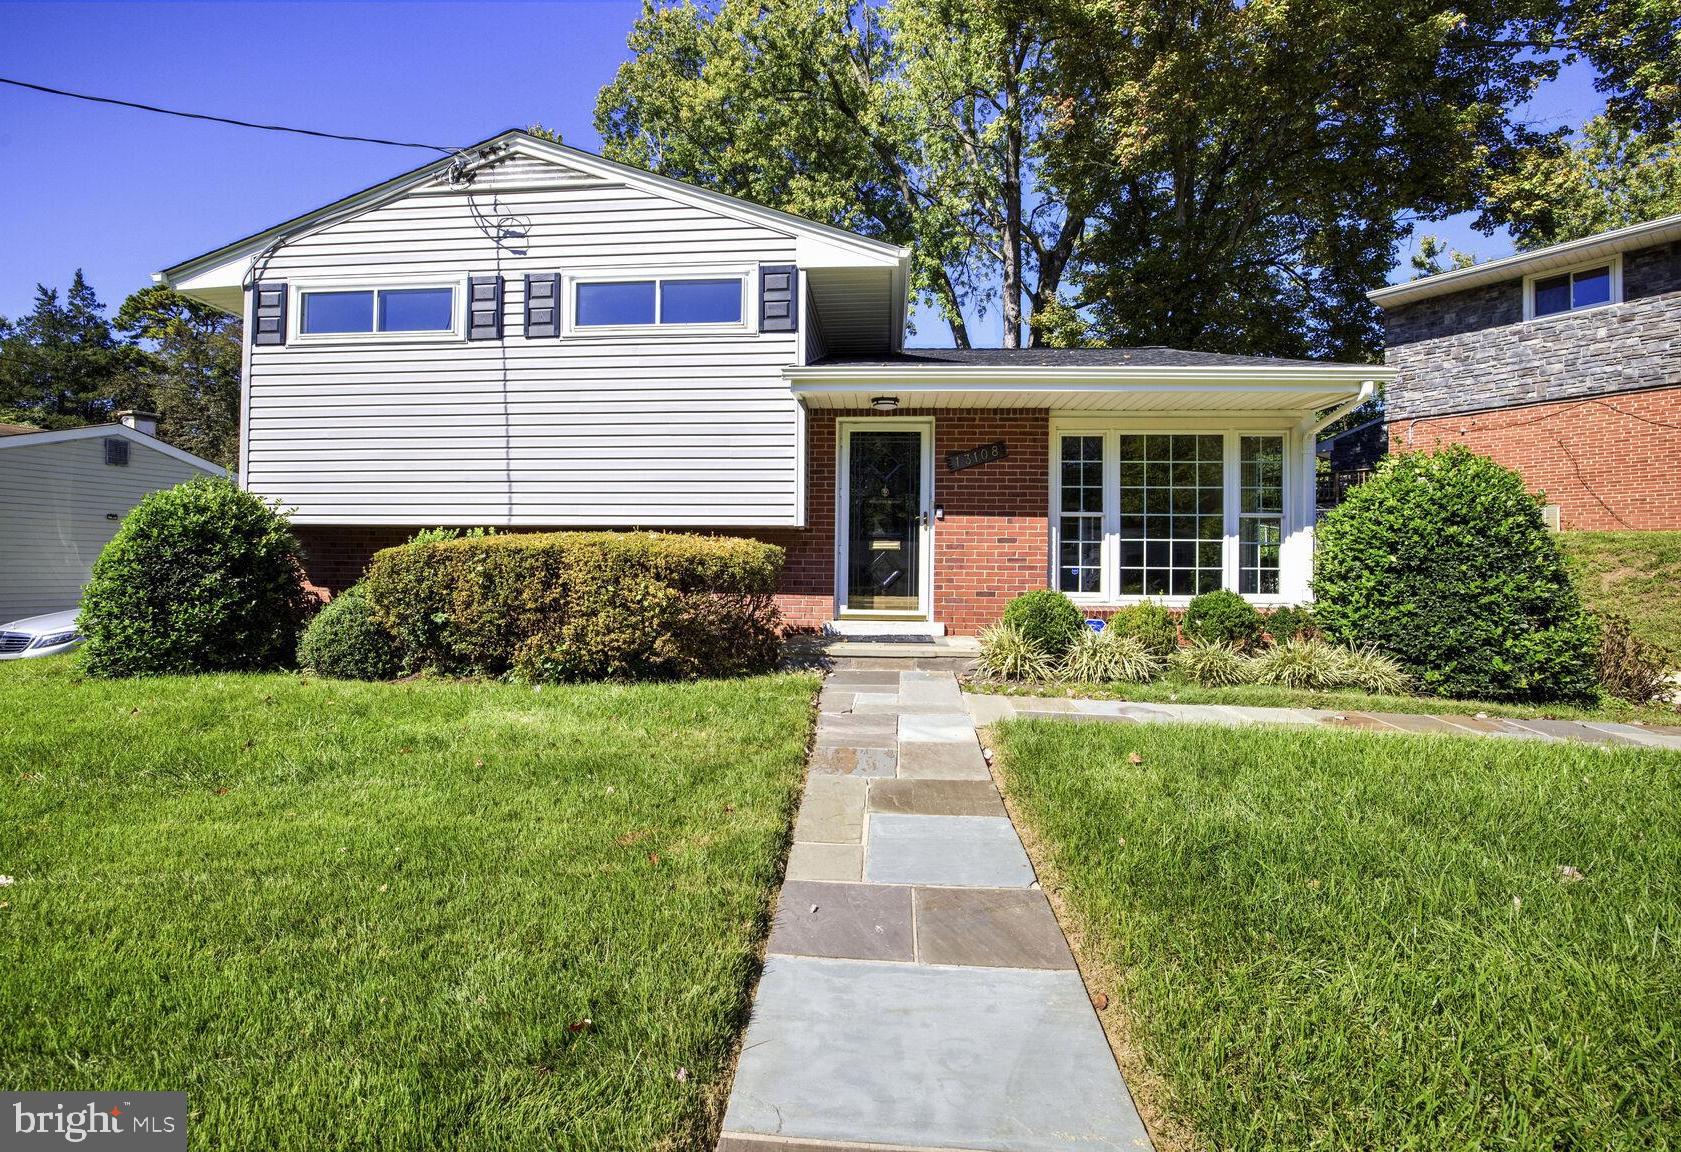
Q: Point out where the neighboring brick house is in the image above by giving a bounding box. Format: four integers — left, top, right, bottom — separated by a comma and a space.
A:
156, 129, 1387, 635
1370, 213, 1681, 530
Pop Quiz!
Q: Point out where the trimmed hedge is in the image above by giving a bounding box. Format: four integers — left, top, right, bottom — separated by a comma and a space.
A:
79, 476, 312, 677
1002, 589, 1085, 656
297, 585, 401, 681
361, 531, 784, 682
1313, 446, 1599, 701
1183, 590, 1264, 649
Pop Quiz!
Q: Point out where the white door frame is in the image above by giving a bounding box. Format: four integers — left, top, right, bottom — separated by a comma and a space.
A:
835, 416, 935, 620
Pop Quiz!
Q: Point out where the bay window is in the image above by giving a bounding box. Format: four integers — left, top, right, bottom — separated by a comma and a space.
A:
1053, 427, 1293, 602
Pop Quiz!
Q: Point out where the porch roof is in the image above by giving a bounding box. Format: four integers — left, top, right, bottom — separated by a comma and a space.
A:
786, 348, 1390, 414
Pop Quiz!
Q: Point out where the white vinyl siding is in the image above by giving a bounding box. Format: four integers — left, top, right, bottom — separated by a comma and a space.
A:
245, 169, 803, 525
0, 436, 213, 619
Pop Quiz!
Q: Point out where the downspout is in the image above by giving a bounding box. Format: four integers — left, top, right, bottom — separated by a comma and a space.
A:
1301, 379, 1377, 438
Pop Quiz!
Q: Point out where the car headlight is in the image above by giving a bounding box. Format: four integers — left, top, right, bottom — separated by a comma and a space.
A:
29, 631, 79, 649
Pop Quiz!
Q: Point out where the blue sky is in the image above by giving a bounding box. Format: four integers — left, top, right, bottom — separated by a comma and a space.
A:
0, 2, 1605, 345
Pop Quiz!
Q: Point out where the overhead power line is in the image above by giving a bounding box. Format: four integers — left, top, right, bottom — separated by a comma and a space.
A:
0, 75, 459, 152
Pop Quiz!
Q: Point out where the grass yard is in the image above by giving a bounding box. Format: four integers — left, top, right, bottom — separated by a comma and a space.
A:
992, 719, 1681, 1151
1560, 530, 1681, 660
0, 658, 816, 1151
968, 673, 1681, 724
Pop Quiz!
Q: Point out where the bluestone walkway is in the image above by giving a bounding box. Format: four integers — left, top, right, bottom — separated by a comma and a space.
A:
718, 666, 1152, 1152
966, 692, 1681, 750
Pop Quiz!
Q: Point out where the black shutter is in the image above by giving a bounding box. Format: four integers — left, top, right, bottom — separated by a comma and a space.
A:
468, 276, 504, 341
524, 273, 560, 338
759, 264, 798, 332
252, 281, 287, 345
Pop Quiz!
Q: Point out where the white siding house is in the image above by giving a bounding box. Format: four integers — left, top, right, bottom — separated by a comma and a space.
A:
0, 419, 225, 619
158, 130, 1387, 635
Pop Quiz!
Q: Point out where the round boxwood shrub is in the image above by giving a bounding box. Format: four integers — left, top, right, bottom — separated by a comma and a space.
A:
1312, 446, 1598, 701
1001, 589, 1084, 656
1104, 600, 1180, 658
1182, 590, 1264, 649
80, 476, 312, 677
297, 585, 401, 681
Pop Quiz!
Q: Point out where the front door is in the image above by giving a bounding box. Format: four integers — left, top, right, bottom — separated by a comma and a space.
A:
842, 424, 930, 616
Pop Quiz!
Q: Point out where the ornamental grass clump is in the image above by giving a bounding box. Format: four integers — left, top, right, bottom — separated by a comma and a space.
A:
1335, 645, 1411, 695
1250, 638, 1350, 691
1173, 640, 1253, 687
1064, 627, 1161, 683
977, 621, 1056, 682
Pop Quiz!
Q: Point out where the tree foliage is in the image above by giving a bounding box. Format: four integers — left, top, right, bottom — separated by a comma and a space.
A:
0, 270, 146, 428
116, 286, 243, 470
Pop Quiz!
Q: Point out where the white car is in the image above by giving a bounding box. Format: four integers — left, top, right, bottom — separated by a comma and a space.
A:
0, 609, 84, 659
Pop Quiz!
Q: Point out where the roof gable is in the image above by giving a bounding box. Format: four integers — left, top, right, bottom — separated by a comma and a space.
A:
0, 424, 227, 476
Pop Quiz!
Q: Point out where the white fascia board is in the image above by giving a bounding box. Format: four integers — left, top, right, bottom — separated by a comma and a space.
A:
785, 364, 1392, 391
0, 424, 228, 476
156, 130, 912, 312
1369, 211, 1681, 309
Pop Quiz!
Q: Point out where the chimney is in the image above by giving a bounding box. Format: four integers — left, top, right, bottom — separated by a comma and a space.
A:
116, 410, 160, 437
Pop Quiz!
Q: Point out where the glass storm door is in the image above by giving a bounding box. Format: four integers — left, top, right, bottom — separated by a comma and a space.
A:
844, 428, 927, 614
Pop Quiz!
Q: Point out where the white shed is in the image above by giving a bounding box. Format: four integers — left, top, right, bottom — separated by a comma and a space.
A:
0, 414, 226, 620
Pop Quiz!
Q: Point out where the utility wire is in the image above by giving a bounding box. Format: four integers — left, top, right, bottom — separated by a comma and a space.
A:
0, 75, 460, 152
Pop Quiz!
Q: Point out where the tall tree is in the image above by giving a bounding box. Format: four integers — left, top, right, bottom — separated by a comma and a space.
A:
0, 270, 145, 427
1483, 116, 1681, 248
596, 0, 1079, 346
1038, 0, 1562, 360
116, 286, 244, 470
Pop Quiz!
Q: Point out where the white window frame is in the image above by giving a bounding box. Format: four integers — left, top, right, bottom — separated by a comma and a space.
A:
1523, 253, 1622, 321
1047, 418, 1297, 607
289, 273, 468, 344
562, 263, 756, 339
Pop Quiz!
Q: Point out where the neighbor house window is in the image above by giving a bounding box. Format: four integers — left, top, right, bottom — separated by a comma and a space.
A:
573, 274, 744, 329
1529, 261, 1617, 318
1053, 428, 1293, 601
299, 286, 456, 335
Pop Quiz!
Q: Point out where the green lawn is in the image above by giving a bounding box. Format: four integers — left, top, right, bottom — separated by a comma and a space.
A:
969, 673, 1680, 723
1560, 530, 1681, 660
993, 719, 1681, 1151
0, 658, 816, 1151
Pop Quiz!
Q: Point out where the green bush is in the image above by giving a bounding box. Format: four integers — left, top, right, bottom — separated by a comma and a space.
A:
1182, 590, 1264, 649
79, 477, 311, 677
977, 622, 1056, 682
1064, 628, 1161, 683
1104, 600, 1180, 658
1313, 447, 1600, 701
1250, 638, 1349, 691
1001, 589, 1085, 656
361, 531, 784, 682
1595, 613, 1670, 704
297, 586, 401, 681
1173, 640, 1253, 687
1265, 604, 1317, 643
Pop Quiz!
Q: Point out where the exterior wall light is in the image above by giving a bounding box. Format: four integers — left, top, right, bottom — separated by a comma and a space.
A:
871, 395, 900, 411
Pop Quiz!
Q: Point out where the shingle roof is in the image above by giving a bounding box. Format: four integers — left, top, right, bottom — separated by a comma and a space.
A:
812, 346, 1345, 370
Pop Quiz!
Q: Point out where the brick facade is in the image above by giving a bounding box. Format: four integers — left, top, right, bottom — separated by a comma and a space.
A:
290, 408, 1054, 635
1389, 383, 1681, 529
1383, 241, 1681, 421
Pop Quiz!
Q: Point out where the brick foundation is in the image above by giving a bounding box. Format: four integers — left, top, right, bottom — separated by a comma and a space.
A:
1388, 383, 1681, 530
289, 408, 1055, 635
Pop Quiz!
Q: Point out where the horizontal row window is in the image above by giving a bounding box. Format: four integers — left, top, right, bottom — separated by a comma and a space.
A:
1531, 263, 1615, 318
1054, 431, 1286, 599
576, 277, 743, 327
302, 286, 454, 335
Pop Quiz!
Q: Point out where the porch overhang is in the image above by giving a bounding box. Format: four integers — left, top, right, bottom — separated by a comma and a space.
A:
784, 363, 1392, 416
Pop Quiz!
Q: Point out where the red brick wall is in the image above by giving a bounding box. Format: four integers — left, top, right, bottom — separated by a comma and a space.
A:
1389, 384, 1681, 530
288, 407, 1054, 634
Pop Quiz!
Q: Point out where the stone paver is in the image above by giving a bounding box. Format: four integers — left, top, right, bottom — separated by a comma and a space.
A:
914, 887, 1076, 970
868, 778, 1005, 816
768, 880, 914, 962
722, 956, 1150, 1152
719, 664, 1150, 1152
969, 690, 1681, 751
866, 814, 1036, 887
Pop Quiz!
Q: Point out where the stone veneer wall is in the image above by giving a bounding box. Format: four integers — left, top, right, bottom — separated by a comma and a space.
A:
1383, 240, 1681, 420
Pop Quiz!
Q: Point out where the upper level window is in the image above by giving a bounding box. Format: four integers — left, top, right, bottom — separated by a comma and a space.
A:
299, 285, 456, 336
1527, 258, 1619, 319
572, 274, 745, 330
